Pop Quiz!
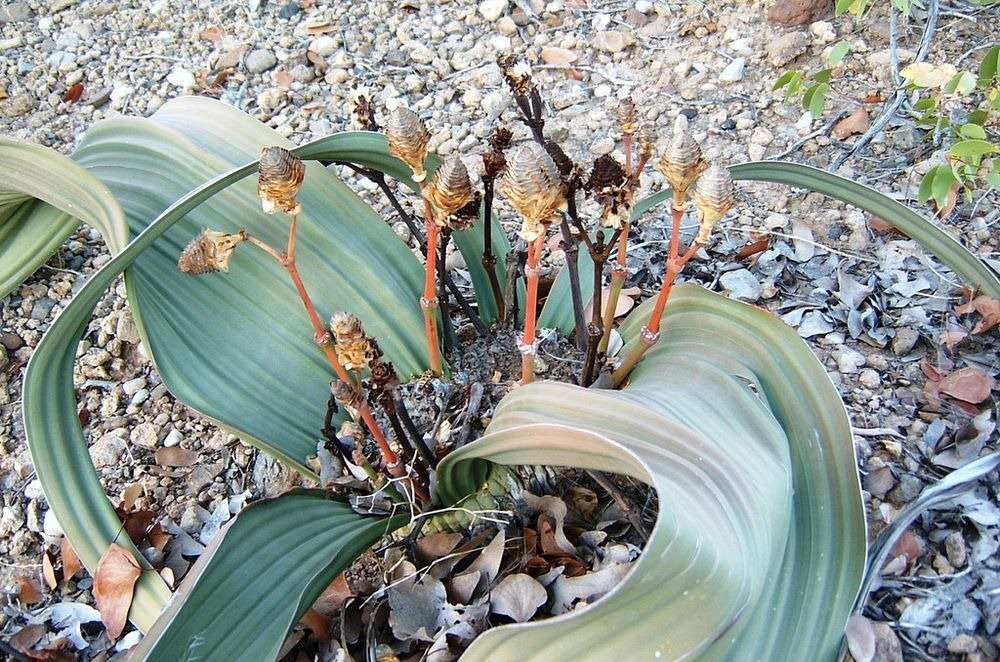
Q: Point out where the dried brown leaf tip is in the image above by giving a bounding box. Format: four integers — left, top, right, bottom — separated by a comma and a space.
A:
330, 311, 375, 372
424, 157, 475, 225
385, 107, 431, 182
586, 155, 630, 229
692, 163, 735, 244
655, 115, 708, 201
500, 142, 566, 242
258, 146, 305, 215
178, 229, 244, 274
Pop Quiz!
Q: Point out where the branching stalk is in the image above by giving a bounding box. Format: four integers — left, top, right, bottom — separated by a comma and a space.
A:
598, 223, 630, 355
481, 174, 505, 321
242, 226, 426, 500
559, 217, 587, 351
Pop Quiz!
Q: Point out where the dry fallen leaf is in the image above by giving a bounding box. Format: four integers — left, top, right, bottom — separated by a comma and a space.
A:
153, 446, 198, 467
120, 483, 143, 511
42, 551, 58, 590
900, 61, 958, 88
312, 572, 354, 618
93, 543, 142, 640
490, 574, 547, 623
63, 83, 84, 103
956, 295, 1000, 335
9, 624, 47, 655
274, 69, 294, 89
15, 576, 42, 605
832, 107, 870, 139
938, 330, 968, 350
299, 608, 331, 642
845, 614, 876, 662
200, 25, 223, 42
938, 367, 995, 404
540, 46, 577, 66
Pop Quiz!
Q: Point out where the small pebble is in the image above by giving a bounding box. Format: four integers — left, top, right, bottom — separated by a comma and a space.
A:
245, 49, 277, 74
719, 57, 746, 82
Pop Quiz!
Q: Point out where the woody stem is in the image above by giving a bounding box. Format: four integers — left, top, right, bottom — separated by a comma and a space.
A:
598, 223, 630, 355
421, 199, 443, 375
520, 235, 546, 384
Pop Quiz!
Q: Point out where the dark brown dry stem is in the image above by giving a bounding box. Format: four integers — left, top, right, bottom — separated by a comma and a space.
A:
438, 229, 454, 356
481, 174, 506, 322
559, 217, 587, 351
585, 469, 650, 542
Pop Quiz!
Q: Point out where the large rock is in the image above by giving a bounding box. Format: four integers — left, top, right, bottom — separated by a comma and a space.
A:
768, 0, 831, 27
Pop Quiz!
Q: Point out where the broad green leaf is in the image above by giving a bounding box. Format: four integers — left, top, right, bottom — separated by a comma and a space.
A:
942, 71, 977, 96
979, 44, 1000, 86
72, 99, 432, 472
0, 138, 127, 297
729, 161, 1000, 299
930, 166, 958, 210
812, 68, 833, 85
438, 284, 865, 660
135, 490, 404, 660
958, 123, 988, 140
829, 41, 851, 67
950, 139, 996, 159
918, 167, 937, 204
986, 170, 1000, 190
804, 82, 829, 118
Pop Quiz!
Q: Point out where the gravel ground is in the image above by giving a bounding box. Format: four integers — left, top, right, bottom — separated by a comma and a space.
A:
2, 0, 999, 659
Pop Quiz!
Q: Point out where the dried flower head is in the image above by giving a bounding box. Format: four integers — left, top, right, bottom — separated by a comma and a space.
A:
385, 107, 431, 182
543, 140, 575, 187
258, 147, 305, 215
483, 127, 513, 179
424, 157, 475, 224
330, 311, 375, 372
498, 54, 534, 97
500, 143, 566, 241
490, 127, 513, 153
586, 155, 631, 229
353, 91, 378, 132
617, 99, 637, 135
638, 125, 657, 161
178, 229, 245, 274
445, 191, 482, 233
655, 115, 708, 201
692, 163, 735, 244
337, 420, 364, 446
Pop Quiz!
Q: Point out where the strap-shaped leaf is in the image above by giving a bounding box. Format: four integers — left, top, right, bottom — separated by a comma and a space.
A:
72, 104, 431, 471
731, 161, 1000, 298
437, 284, 865, 659
0, 138, 127, 296
24, 160, 262, 632
134, 490, 404, 661
540, 162, 1000, 331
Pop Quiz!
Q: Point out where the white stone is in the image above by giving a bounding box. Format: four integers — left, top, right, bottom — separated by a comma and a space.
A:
166, 67, 197, 89
164, 429, 184, 447
634, 0, 653, 12
309, 35, 337, 57
836, 348, 865, 374
809, 21, 836, 43
720, 269, 762, 301
89, 430, 127, 468
719, 57, 745, 82
478, 0, 508, 21
750, 126, 774, 146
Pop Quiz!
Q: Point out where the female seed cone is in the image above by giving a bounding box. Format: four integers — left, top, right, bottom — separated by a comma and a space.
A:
424, 157, 475, 225
692, 163, 735, 244
655, 115, 707, 201
330, 311, 375, 372
258, 147, 305, 215
385, 107, 431, 183
500, 142, 566, 242
617, 99, 637, 135
178, 230, 244, 274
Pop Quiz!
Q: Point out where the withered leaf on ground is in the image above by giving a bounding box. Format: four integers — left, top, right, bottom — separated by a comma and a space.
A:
489, 574, 547, 623
938, 367, 995, 404
93, 543, 142, 640
153, 446, 198, 467
9, 624, 47, 655
16, 576, 42, 605
464, 529, 505, 586
956, 295, 1000, 335
42, 551, 58, 590
416, 532, 464, 567
311, 571, 354, 618
549, 562, 632, 615
845, 614, 876, 662
832, 107, 870, 139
